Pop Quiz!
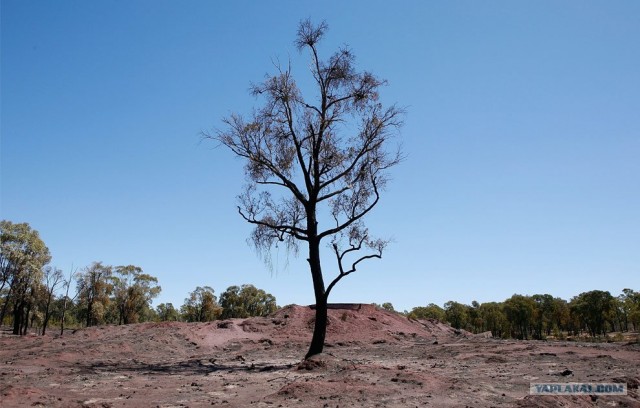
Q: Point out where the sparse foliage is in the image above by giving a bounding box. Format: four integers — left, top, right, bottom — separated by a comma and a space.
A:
210, 19, 402, 358
59, 266, 79, 335
40, 266, 63, 335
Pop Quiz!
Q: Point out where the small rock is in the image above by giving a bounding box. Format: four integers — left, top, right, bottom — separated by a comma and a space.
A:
217, 321, 233, 329
259, 338, 273, 346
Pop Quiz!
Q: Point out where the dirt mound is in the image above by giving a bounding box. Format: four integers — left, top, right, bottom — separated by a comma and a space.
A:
236, 303, 465, 344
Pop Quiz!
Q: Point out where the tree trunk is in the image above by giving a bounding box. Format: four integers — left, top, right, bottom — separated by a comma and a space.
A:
1, 280, 18, 326
42, 315, 49, 335
305, 232, 327, 359
0, 280, 7, 324
60, 297, 67, 335
22, 302, 31, 335
12, 301, 23, 335
0, 288, 12, 325
623, 313, 628, 332
42, 295, 52, 336
86, 298, 93, 327
306, 294, 327, 359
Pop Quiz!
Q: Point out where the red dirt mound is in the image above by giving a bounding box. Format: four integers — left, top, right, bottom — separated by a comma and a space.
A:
247, 303, 467, 343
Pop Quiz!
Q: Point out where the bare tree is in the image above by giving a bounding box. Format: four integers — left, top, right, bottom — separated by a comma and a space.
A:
60, 265, 79, 335
210, 20, 402, 358
40, 266, 63, 335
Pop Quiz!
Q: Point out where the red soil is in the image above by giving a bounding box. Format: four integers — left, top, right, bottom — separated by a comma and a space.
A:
1, 304, 638, 407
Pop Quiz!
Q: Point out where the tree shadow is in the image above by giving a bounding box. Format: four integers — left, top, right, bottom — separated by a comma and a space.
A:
74, 357, 295, 376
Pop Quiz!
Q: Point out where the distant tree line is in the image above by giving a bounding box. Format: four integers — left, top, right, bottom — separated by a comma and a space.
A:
3, 220, 637, 340
400, 289, 640, 340
1, 220, 278, 335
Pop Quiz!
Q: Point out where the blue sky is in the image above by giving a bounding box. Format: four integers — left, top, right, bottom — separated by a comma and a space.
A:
2, 1, 638, 312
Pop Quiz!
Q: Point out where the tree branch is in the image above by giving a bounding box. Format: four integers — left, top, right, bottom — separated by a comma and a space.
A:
238, 207, 309, 241
318, 176, 380, 241
252, 153, 308, 205
316, 185, 351, 202
282, 89, 313, 196
325, 238, 382, 297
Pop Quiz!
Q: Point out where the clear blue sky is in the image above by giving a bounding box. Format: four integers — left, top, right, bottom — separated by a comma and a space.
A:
2, 1, 638, 312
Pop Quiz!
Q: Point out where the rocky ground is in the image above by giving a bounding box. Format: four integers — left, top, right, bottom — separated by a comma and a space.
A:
1, 304, 639, 407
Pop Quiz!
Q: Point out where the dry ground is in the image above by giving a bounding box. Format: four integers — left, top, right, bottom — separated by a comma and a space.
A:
1, 304, 639, 407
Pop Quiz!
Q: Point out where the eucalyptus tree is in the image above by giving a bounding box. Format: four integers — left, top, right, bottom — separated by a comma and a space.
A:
59, 266, 79, 335
619, 288, 640, 332
41, 266, 64, 335
408, 303, 446, 321
531, 294, 555, 339
444, 301, 469, 330
181, 286, 221, 322
478, 302, 507, 338
219, 284, 277, 319
76, 262, 113, 327
0, 220, 51, 334
380, 302, 395, 312
111, 265, 161, 324
503, 294, 536, 339
211, 20, 402, 358
156, 302, 180, 321
570, 290, 615, 337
